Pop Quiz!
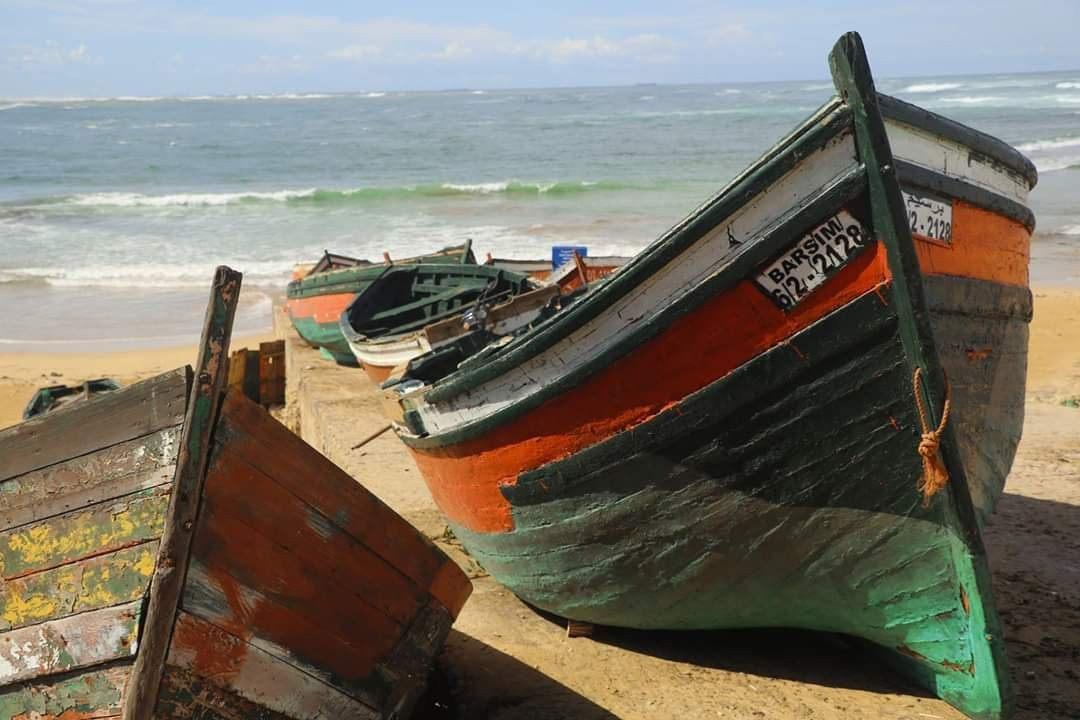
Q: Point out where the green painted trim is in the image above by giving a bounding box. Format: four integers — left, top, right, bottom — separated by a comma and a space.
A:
401, 163, 868, 448
421, 102, 853, 405
896, 161, 1035, 232
340, 263, 536, 345
879, 94, 1037, 190
124, 267, 242, 720
830, 31, 1010, 719
286, 242, 475, 300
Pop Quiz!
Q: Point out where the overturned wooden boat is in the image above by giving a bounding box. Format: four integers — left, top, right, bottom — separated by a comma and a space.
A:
339, 263, 541, 384
384, 33, 1035, 720
21, 378, 121, 419
0, 268, 471, 720
285, 241, 476, 365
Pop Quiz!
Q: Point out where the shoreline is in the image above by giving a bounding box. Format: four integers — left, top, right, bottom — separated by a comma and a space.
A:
0, 329, 276, 428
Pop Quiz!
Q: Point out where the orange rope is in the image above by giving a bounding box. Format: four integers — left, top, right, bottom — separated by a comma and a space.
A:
912, 367, 951, 505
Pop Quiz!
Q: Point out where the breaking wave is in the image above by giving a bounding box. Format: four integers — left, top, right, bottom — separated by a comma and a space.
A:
901, 82, 963, 93
27, 181, 638, 209
1016, 137, 1080, 152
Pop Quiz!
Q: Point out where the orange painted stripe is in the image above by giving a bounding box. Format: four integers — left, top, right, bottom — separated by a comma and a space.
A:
285, 292, 356, 325
915, 200, 1030, 287
410, 242, 892, 534
362, 362, 395, 385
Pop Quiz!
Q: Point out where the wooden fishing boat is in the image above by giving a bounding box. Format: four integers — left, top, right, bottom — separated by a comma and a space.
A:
383, 34, 1035, 720
0, 268, 471, 720
483, 254, 631, 286
285, 241, 476, 365
548, 253, 630, 291
339, 264, 541, 384
21, 378, 121, 419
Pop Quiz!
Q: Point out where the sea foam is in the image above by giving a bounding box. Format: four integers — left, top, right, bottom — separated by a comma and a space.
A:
901, 82, 962, 93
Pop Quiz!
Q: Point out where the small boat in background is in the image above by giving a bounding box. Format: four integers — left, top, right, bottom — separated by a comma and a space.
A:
383, 33, 1036, 720
340, 263, 541, 384
286, 241, 476, 365
0, 268, 471, 720
21, 378, 121, 419
548, 253, 630, 291
483, 253, 631, 286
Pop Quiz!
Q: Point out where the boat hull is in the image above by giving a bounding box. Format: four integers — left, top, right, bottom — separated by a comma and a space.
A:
0, 270, 471, 720
391, 34, 1035, 719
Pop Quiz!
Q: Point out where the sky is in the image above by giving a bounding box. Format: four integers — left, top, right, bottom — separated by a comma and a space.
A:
2, 0, 1079, 97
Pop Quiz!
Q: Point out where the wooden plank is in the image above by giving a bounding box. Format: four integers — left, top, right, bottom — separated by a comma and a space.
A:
0, 426, 180, 532
0, 487, 169, 580
212, 392, 462, 603
181, 561, 394, 710
243, 351, 260, 405
0, 600, 139, 685
0, 662, 129, 719
199, 439, 423, 625
0, 369, 189, 483
124, 267, 241, 720
258, 340, 285, 406
1, 542, 159, 631
422, 285, 558, 346
226, 348, 247, 398
159, 611, 379, 720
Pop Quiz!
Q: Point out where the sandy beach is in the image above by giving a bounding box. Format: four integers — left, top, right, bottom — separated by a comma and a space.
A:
0, 331, 275, 429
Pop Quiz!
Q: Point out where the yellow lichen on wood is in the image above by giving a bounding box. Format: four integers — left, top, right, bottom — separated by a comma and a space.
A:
0, 490, 168, 578
1, 541, 159, 630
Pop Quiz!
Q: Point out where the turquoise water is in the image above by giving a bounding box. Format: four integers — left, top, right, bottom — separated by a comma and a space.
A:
2, 72, 1078, 349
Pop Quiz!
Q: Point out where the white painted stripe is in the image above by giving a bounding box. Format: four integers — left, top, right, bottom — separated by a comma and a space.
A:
0, 601, 139, 685
346, 333, 431, 370
884, 119, 1030, 204
412, 131, 860, 435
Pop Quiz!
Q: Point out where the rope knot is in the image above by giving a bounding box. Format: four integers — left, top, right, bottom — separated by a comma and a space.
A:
912, 367, 951, 505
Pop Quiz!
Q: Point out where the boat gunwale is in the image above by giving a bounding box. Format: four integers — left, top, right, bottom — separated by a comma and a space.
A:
877, 93, 1037, 190
400, 162, 870, 448
415, 95, 1035, 413
417, 101, 854, 408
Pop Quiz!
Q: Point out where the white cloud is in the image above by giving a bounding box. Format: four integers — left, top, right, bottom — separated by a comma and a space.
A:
326, 44, 383, 63
702, 24, 754, 46
8, 40, 101, 67
543, 34, 676, 64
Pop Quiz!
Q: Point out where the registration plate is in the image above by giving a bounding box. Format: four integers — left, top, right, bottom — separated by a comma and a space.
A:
755, 210, 870, 310
903, 190, 952, 244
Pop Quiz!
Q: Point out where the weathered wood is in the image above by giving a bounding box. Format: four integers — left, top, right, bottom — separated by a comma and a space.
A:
258, 340, 285, 406
0, 662, 128, 719
0, 369, 189, 482
226, 348, 247, 398
181, 561, 391, 711
125, 267, 241, 720
829, 31, 1011, 718
0, 600, 140, 685
0, 426, 180, 533
160, 612, 380, 720
0, 487, 169, 580
423, 285, 559, 346
1, 542, 159, 631
211, 392, 462, 602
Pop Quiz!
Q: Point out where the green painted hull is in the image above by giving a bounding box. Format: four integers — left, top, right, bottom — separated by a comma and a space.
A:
289, 314, 359, 366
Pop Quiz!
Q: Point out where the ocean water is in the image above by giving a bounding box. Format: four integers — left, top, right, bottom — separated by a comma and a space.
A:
2, 72, 1079, 350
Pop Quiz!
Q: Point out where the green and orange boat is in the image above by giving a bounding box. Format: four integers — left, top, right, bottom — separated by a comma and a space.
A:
384, 33, 1036, 719
285, 241, 476, 365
